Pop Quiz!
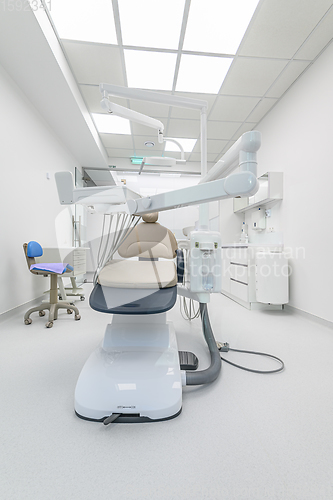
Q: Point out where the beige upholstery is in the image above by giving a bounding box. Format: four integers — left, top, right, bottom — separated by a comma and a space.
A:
142, 212, 158, 223
118, 222, 177, 259
98, 260, 177, 289
99, 212, 178, 289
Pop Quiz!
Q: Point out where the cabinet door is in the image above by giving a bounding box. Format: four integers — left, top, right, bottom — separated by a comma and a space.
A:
230, 263, 248, 284
230, 279, 249, 303
221, 249, 231, 293
255, 252, 289, 304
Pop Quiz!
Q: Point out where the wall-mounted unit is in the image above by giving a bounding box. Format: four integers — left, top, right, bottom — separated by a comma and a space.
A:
233, 172, 283, 213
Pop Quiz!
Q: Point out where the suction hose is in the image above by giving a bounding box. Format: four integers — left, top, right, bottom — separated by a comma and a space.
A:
185, 303, 221, 386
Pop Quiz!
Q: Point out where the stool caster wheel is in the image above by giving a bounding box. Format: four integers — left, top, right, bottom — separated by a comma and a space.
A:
75, 314, 81, 321
80, 296, 85, 301
45, 321, 53, 328
39, 310, 46, 317
67, 309, 73, 314
24, 318, 32, 325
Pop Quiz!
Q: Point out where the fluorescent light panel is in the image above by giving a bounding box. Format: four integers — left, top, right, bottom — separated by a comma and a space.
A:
165, 138, 197, 152
48, 0, 117, 44
183, 0, 260, 55
118, 0, 185, 50
92, 113, 131, 134
124, 50, 177, 91
176, 54, 233, 93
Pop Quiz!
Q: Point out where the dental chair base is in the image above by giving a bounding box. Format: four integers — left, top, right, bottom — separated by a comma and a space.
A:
75, 313, 183, 423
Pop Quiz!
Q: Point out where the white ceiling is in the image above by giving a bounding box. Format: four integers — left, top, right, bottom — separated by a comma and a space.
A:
48, 0, 333, 170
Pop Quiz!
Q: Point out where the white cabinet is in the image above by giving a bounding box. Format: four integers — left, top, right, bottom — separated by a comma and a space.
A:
233, 172, 283, 213
255, 252, 289, 305
37, 247, 88, 277
221, 245, 288, 309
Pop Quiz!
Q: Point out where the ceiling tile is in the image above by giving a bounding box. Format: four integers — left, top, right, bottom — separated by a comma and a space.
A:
295, 8, 333, 60
220, 57, 288, 96
209, 95, 261, 121
171, 92, 217, 119
80, 85, 127, 112
107, 149, 133, 158
266, 60, 311, 98
193, 139, 229, 154
246, 97, 278, 122
207, 121, 242, 140
62, 41, 125, 86
239, 0, 333, 58
133, 136, 164, 151
100, 134, 134, 149
166, 119, 201, 138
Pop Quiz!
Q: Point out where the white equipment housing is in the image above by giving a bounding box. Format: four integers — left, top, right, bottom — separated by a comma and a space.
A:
189, 230, 222, 294
75, 314, 182, 422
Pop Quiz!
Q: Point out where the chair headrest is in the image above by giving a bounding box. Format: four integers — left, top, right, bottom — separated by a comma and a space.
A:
142, 212, 158, 223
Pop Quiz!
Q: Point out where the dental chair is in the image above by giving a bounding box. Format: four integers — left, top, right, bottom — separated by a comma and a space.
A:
74, 212, 198, 424
90, 212, 180, 315
23, 241, 81, 328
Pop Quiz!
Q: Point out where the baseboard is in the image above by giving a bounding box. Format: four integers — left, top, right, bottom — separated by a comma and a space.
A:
0, 296, 45, 324
284, 304, 333, 329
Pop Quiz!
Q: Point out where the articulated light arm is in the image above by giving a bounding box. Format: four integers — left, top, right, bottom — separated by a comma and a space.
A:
101, 94, 164, 143
55, 165, 258, 215
99, 83, 207, 111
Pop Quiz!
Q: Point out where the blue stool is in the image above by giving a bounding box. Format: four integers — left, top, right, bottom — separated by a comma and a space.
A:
23, 241, 81, 328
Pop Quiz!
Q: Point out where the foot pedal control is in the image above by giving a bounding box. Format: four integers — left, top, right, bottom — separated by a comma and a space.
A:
178, 351, 198, 371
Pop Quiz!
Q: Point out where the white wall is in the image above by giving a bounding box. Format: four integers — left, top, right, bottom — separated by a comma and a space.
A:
0, 63, 81, 315
219, 41, 333, 322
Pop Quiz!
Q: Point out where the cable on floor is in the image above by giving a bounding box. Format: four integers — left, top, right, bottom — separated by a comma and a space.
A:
217, 342, 284, 374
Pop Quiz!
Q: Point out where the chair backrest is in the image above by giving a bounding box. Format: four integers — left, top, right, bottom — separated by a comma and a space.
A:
23, 241, 43, 274
117, 213, 177, 260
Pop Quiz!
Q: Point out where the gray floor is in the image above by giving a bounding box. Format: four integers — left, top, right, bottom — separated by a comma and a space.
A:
1, 287, 333, 500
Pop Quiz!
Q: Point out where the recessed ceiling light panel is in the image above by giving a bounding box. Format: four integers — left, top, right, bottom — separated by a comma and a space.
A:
183, 0, 260, 55
48, 0, 117, 44
118, 0, 186, 50
124, 50, 177, 91
176, 54, 233, 94
92, 113, 131, 135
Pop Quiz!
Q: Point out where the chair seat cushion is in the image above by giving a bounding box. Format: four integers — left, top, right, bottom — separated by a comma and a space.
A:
89, 284, 177, 315
30, 263, 72, 274
98, 259, 177, 289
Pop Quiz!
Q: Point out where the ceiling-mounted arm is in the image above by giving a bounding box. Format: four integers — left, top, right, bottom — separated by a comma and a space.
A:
100, 92, 164, 143
99, 83, 207, 110
164, 137, 185, 163
199, 130, 261, 183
